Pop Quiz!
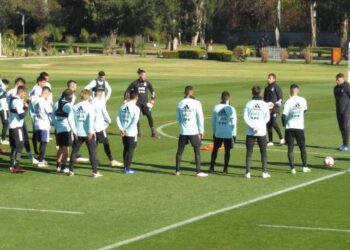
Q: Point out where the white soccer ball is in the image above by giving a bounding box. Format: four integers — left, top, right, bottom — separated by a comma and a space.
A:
147, 102, 154, 109
324, 156, 335, 167
267, 102, 274, 109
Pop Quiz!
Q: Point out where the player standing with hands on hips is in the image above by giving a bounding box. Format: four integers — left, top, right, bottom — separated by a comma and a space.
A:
282, 84, 311, 174
334, 73, 350, 151
210, 91, 237, 174
85, 71, 112, 103
264, 73, 285, 146
124, 69, 159, 138
244, 86, 271, 179
175, 86, 207, 177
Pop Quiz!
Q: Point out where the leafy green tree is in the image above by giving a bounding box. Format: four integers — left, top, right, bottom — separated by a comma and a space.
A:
45, 24, 66, 47
80, 28, 90, 53
32, 29, 49, 51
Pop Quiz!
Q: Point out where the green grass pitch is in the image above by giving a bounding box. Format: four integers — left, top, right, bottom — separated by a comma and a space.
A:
0, 56, 349, 249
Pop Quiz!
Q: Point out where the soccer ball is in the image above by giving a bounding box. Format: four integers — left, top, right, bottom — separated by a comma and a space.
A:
324, 156, 334, 167
146, 102, 154, 110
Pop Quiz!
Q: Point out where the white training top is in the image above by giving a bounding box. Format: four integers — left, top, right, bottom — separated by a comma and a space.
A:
6, 88, 17, 105
176, 97, 204, 136
212, 103, 237, 139
30, 82, 53, 104
244, 98, 270, 136
92, 98, 111, 133
283, 95, 308, 130
33, 97, 53, 131
0, 81, 8, 111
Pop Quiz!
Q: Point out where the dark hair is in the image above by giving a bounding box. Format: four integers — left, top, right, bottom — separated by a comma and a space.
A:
42, 86, 51, 93
184, 85, 194, 96
40, 72, 49, 78
252, 86, 261, 96
129, 91, 139, 100
2, 79, 10, 85
137, 68, 146, 74
17, 85, 26, 94
290, 84, 299, 89
67, 80, 76, 87
221, 91, 230, 102
336, 73, 345, 79
63, 88, 73, 98
37, 75, 46, 83
98, 71, 106, 77
15, 77, 26, 85
268, 73, 276, 79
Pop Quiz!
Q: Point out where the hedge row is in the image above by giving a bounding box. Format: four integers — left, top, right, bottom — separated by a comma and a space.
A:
162, 49, 233, 62
162, 51, 179, 58
207, 50, 233, 62
162, 49, 205, 59
178, 49, 206, 59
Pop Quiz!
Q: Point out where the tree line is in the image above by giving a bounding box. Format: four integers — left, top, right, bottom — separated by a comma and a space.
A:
1, 0, 350, 49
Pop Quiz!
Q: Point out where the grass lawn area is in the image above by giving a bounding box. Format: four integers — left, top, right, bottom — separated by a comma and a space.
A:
0, 56, 349, 249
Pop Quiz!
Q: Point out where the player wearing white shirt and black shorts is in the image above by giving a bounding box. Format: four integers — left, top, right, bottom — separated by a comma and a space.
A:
210, 91, 237, 174
282, 84, 311, 174
8, 86, 28, 173
93, 86, 123, 167
32, 86, 53, 168
244, 86, 271, 179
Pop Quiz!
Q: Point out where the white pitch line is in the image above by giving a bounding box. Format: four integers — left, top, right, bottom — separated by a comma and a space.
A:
96, 170, 348, 250
156, 120, 350, 158
259, 224, 350, 233
0, 206, 84, 215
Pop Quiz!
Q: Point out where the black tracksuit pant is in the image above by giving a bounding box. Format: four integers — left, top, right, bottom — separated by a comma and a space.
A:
69, 136, 98, 173
267, 112, 283, 142
122, 136, 137, 169
336, 111, 350, 147
285, 129, 307, 168
246, 135, 268, 173
96, 130, 113, 161
137, 102, 154, 135
0, 110, 9, 141
9, 127, 24, 166
176, 135, 201, 173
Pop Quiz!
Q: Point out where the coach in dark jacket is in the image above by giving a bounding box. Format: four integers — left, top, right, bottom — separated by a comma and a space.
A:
334, 73, 350, 151
263, 73, 285, 146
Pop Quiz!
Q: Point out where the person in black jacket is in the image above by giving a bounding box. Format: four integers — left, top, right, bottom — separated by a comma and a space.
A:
334, 73, 350, 151
124, 69, 159, 138
263, 73, 285, 146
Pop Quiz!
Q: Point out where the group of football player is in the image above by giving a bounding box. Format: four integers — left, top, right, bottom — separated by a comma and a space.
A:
1, 69, 347, 178
0, 69, 157, 177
